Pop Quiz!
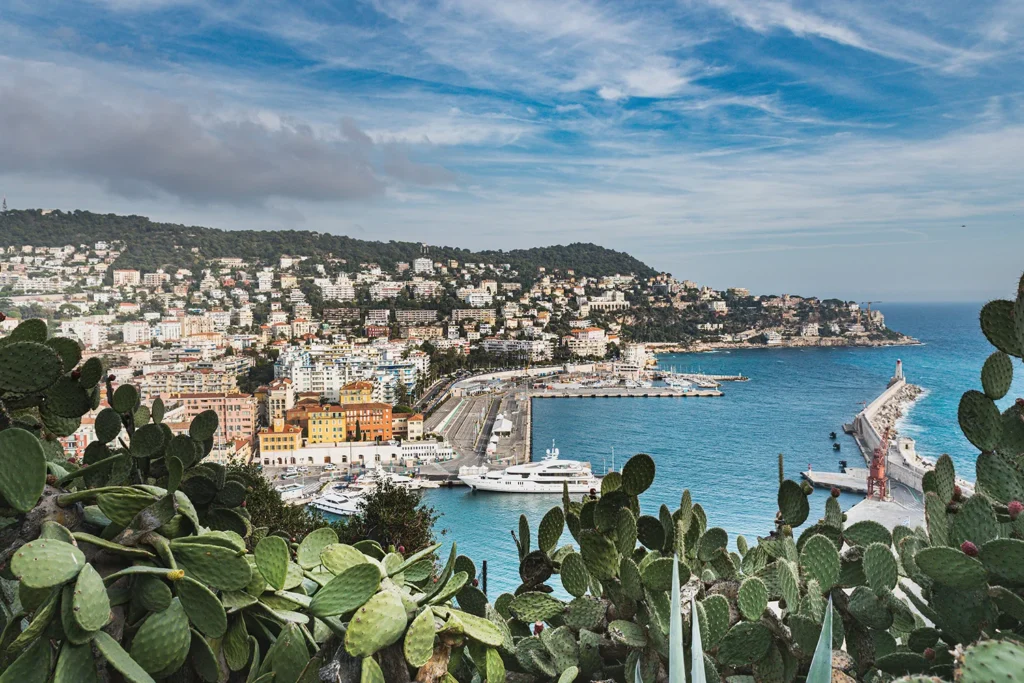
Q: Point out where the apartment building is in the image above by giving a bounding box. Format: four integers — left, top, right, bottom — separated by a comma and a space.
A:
395, 309, 439, 324
339, 381, 374, 405
343, 403, 393, 441
451, 309, 497, 324
307, 405, 347, 444
480, 338, 553, 362
259, 418, 303, 453
169, 392, 256, 445
112, 269, 141, 286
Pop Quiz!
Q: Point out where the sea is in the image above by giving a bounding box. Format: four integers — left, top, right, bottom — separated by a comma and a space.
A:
365, 303, 1024, 595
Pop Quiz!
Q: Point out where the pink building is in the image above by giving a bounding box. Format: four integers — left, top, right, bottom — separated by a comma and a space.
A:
168, 392, 257, 446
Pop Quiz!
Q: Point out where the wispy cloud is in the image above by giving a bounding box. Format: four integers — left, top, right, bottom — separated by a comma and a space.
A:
0, 0, 1022, 298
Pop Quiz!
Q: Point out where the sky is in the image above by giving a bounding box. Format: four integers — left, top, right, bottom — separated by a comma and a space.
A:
1, 1, 1023, 301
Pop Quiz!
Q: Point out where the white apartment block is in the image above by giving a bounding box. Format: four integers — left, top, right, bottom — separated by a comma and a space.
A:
412, 257, 433, 274
112, 269, 141, 286
480, 338, 553, 362
123, 321, 151, 345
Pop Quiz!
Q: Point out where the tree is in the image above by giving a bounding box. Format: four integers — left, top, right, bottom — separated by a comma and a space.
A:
227, 462, 325, 537
336, 479, 441, 552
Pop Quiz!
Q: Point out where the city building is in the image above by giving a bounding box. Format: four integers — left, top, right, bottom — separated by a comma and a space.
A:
259, 418, 303, 453
169, 392, 256, 445
307, 405, 348, 444
343, 402, 393, 441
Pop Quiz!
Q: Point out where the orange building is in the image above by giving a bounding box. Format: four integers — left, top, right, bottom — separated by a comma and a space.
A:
343, 402, 393, 442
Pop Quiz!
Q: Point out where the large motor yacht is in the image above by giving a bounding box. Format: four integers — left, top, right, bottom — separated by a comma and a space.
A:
458, 443, 602, 493
309, 489, 364, 516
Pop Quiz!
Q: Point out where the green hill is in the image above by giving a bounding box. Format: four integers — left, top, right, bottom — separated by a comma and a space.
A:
0, 209, 657, 279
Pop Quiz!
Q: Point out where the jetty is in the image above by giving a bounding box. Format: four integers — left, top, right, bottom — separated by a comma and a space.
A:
532, 387, 722, 399
801, 467, 869, 494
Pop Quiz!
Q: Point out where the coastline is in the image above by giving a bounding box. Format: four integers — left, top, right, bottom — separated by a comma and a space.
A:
647, 334, 921, 354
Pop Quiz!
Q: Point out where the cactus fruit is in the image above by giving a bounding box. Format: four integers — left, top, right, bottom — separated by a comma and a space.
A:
960, 540, 978, 556
830, 486, 840, 498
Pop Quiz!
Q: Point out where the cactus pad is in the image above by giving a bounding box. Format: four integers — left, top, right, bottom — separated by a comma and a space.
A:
403, 608, 436, 667
0, 427, 47, 513
176, 577, 227, 638
12, 538, 87, 588
958, 390, 1002, 452
698, 594, 731, 647
453, 609, 504, 646
736, 577, 768, 621
608, 619, 648, 648
509, 591, 565, 622
54, 641, 100, 683
956, 639, 1024, 683
980, 299, 1022, 357
111, 384, 139, 414
579, 529, 618, 580
640, 556, 675, 591
981, 351, 1014, 399
636, 515, 665, 551
174, 542, 252, 591
716, 621, 771, 665
697, 527, 728, 561
975, 451, 1024, 504
0, 341, 62, 393
321, 543, 369, 575
800, 534, 841, 590
979, 538, 1024, 584
255, 535, 289, 590
296, 527, 339, 570
950, 494, 999, 547
538, 506, 565, 553
130, 424, 165, 457
564, 596, 606, 631
778, 479, 810, 527
863, 543, 899, 592
560, 552, 591, 597
189, 410, 220, 442
843, 520, 892, 547
71, 564, 110, 632
621, 453, 655, 495
915, 546, 988, 589
131, 597, 191, 677
344, 590, 408, 657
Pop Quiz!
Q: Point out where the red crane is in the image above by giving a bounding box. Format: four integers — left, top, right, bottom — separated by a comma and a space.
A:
867, 427, 890, 500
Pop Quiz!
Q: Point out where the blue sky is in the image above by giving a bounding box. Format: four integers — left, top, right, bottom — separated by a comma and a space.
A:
1, 0, 1022, 300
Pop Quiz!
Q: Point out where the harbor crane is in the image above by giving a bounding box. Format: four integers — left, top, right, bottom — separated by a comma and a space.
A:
867, 426, 891, 501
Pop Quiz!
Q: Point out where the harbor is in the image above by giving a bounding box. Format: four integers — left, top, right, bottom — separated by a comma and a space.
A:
419, 359, 741, 482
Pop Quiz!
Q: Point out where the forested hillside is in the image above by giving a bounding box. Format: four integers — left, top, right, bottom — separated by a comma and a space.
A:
0, 209, 657, 278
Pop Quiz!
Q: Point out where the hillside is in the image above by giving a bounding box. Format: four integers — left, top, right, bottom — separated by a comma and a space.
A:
0, 209, 657, 279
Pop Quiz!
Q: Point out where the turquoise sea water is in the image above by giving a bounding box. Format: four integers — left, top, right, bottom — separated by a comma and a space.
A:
418, 304, 1024, 594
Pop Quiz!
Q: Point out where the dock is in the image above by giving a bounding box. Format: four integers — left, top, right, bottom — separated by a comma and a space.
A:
801, 467, 869, 493
531, 387, 723, 399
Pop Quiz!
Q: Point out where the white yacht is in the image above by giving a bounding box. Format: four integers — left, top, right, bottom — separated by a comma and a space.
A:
351, 466, 437, 491
458, 443, 602, 494
309, 489, 364, 516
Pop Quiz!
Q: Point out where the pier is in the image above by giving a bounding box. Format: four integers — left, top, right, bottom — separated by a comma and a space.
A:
801, 467, 869, 494
531, 387, 723, 398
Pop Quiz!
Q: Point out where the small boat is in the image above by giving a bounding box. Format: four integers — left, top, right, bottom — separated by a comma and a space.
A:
352, 466, 433, 491
833, 443, 841, 451
829, 431, 837, 440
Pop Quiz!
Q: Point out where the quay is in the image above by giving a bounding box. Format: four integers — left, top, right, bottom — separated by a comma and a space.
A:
801, 467, 869, 494
532, 387, 723, 398
420, 364, 731, 479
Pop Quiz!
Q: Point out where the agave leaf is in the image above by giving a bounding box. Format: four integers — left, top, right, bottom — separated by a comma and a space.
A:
690, 594, 706, 683
669, 554, 686, 683
806, 595, 833, 683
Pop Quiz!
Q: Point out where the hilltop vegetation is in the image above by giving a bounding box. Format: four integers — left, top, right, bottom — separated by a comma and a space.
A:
0, 209, 657, 279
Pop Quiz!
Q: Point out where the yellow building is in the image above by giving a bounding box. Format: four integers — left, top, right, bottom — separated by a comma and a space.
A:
338, 381, 373, 405
258, 418, 302, 453
308, 405, 348, 444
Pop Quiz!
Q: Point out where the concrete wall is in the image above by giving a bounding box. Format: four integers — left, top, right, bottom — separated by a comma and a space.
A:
451, 363, 596, 395
853, 377, 905, 454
